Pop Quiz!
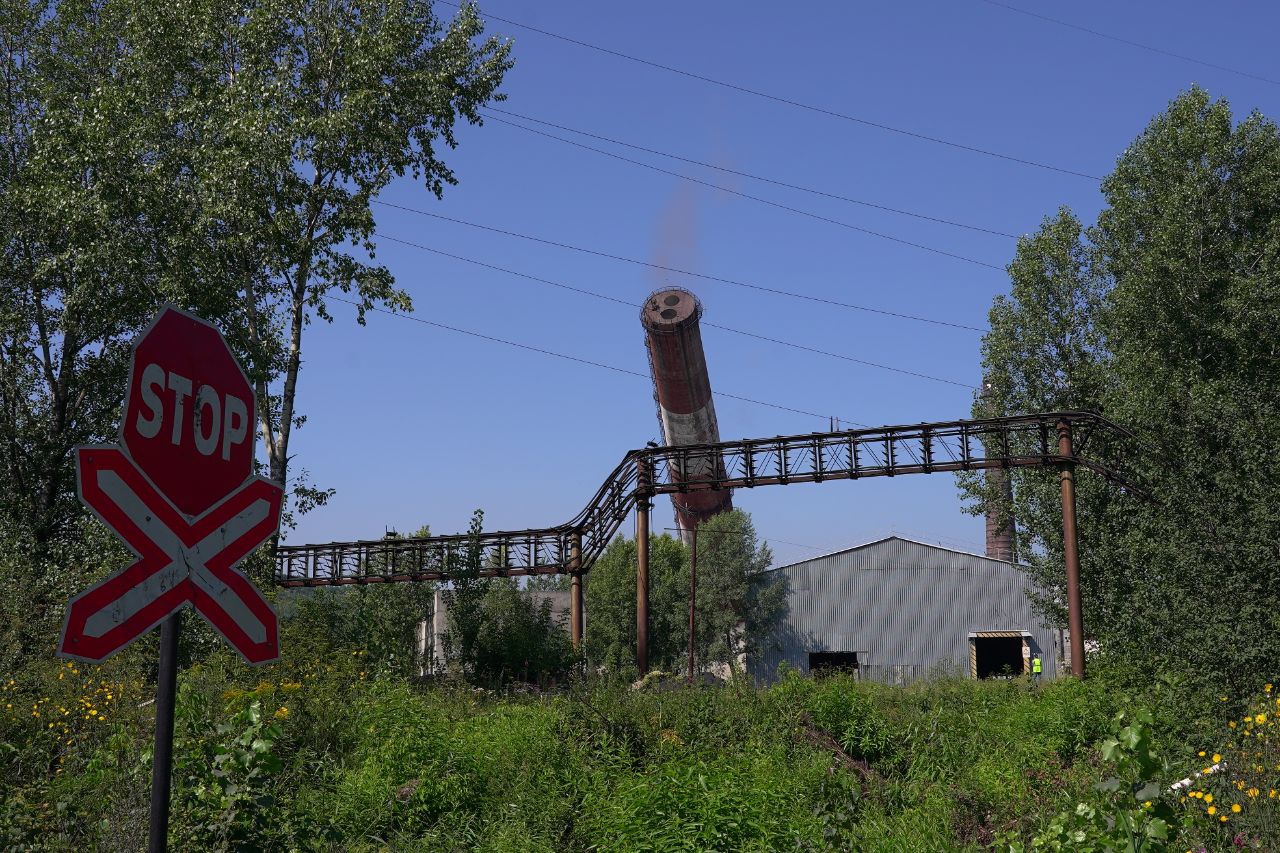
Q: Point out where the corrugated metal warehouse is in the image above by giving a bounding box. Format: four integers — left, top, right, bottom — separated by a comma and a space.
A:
748, 536, 1063, 684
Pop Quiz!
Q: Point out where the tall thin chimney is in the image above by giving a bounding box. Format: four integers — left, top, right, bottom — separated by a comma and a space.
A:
641, 287, 732, 541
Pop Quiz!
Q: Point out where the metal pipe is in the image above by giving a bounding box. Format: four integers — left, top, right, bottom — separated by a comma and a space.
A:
688, 528, 697, 683
636, 462, 651, 675
667, 524, 737, 684
1058, 420, 1086, 678
148, 611, 181, 853
569, 531, 583, 649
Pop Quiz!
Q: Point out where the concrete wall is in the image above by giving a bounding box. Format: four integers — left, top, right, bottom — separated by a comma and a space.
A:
748, 537, 1062, 684
419, 588, 573, 674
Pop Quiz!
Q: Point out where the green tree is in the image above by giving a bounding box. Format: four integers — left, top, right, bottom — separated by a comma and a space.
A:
187, 0, 513, 492
0, 0, 511, 665
692, 510, 784, 673
435, 511, 576, 684
583, 510, 785, 676
281, 524, 435, 677
583, 532, 688, 673
468, 580, 576, 685
962, 87, 1280, 702
439, 509, 489, 674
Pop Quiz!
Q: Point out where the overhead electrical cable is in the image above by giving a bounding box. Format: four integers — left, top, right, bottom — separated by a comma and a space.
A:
371, 200, 989, 333
978, 0, 1280, 86
483, 114, 1005, 271
325, 295, 868, 426
431, 0, 1101, 180
767, 538, 831, 552
482, 107, 1018, 239
375, 232, 977, 389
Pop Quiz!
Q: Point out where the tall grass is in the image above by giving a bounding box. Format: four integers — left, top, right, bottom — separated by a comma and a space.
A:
9, 651, 1254, 851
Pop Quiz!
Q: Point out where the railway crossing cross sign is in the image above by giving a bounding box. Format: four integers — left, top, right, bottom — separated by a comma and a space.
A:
57, 306, 283, 665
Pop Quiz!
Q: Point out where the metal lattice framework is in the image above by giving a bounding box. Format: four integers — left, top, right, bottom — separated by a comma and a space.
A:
274, 411, 1142, 588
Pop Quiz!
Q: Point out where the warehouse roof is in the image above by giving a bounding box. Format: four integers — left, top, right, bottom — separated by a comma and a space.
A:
762, 535, 1017, 574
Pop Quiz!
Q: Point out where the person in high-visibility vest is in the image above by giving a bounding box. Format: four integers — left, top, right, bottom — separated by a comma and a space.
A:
1031, 655, 1043, 681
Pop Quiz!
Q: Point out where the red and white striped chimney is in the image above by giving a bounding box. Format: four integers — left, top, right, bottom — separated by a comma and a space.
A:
641, 288, 733, 540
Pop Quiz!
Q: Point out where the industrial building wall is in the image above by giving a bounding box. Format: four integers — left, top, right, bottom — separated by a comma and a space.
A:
748, 537, 1061, 684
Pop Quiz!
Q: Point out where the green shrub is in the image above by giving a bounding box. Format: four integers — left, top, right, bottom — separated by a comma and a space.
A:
579, 751, 826, 851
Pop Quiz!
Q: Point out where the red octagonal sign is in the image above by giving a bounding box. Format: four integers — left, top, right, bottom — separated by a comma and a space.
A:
122, 307, 256, 517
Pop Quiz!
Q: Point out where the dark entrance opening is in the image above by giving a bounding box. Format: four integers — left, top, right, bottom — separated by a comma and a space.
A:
974, 636, 1024, 678
808, 651, 859, 676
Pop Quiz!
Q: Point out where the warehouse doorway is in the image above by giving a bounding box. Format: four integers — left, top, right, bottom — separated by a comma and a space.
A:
808, 651, 859, 677
970, 631, 1028, 679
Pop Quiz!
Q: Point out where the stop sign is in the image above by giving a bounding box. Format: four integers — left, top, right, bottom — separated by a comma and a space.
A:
121, 307, 256, 516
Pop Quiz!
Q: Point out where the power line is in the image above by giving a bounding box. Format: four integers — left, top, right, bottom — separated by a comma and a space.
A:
432, 0, 1101, 181
371, 200, 989, 333
483, 107, 1018, 240
979, 0, 1280, 87
374, 232, 977, 389
766, 538, 830, 552
483, 113, 1006, 271
325, 295, 868, 425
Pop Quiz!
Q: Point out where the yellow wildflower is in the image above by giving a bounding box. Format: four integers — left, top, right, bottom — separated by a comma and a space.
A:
1142, 801, 1152, 809
1213, 753, 1222, 763
1269, 789, 1277, 798
1232, 803, 1242, 813
1257, 713, 1268, 724
1248, 788, 1260, 798
1198, 750, 1206, 757
274, 706, 289, 719
1208, 805, 1217, 815
1205, 794, 1214, 804
1221, 815, 1228, 823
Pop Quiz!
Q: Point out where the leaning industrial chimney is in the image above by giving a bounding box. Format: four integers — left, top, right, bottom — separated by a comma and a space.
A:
641, 287, 733, 540
980, 379, 1016, 562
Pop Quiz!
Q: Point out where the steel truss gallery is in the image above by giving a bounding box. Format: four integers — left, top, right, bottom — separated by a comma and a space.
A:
275, 411, 1145, 677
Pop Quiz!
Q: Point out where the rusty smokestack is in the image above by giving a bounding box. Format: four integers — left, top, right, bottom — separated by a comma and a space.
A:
980, 379, 1016, 562
641, 287, 733, 541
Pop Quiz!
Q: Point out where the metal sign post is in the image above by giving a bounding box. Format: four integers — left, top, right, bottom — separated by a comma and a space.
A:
57, 306, 283, 852
147, 613, 180, 853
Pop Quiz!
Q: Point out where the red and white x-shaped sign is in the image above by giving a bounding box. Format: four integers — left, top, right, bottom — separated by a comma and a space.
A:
59, 447, 283, 665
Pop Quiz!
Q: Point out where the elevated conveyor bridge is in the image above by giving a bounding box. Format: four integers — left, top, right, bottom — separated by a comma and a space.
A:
274, 410, 1144, 677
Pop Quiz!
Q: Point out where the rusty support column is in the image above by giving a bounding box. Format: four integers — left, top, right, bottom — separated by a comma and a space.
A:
569, 531, 583, 650
687, 527, 697, 684
1058, 420, 1085, 678
636, 461, 652, 676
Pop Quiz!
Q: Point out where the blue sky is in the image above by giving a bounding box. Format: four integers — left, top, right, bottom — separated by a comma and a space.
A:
284, 0, 1279, 566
